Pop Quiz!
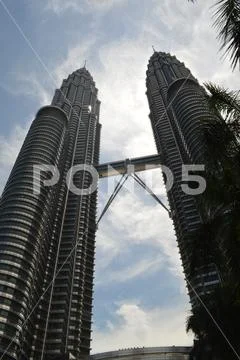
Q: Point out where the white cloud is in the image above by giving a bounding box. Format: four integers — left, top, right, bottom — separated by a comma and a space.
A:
92, 302, 192, 353
45, 0, 81, 14
96, 256, 164, 285
54, 39, 97, 83
96, 184, 184, 285
2, 72, 52, 107
169, 1, 239, 90
45, 0, 127, 15
94, 38, 157, 159
0, 126, 27, 166
0, 122, 30, 194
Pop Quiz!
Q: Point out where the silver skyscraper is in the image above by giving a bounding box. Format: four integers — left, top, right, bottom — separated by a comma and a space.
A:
146, 52, 220, 304
0, 68, 101, 359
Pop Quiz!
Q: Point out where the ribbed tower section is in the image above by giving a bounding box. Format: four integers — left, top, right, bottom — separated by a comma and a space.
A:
0, 68, 101, 360
146, 52, 220, 304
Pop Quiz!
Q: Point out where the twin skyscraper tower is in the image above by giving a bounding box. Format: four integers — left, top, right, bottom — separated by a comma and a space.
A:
0, 52, 219, 359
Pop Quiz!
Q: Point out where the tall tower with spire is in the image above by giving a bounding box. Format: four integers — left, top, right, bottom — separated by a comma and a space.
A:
146, 52, 220, 304
0, 68, 101, 360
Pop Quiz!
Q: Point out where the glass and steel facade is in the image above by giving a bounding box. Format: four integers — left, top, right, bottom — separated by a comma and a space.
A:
0, 68, 101, 360
146, 52, 220, 304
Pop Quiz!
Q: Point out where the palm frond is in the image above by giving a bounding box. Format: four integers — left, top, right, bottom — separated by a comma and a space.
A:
213, 0, 240, 70
204, 82, 240, 115
204, 82, 240, 143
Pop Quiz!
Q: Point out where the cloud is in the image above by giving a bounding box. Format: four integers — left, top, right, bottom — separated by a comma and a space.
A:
45, 0, 127, 15
96, 255, 164, 285
0, 122, 30, 194
95, 182, 185, 286
1, 72, 52, 107
94, 38, 158, 159
45, 0, 81, 14
169, 1, 239, 90
54, 38, 97, 83
92, 302, 192, 353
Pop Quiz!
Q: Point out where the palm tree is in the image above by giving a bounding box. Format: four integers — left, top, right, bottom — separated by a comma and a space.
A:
189, 84, 240, 279
188, 0, 240, 70
204, 84, 240, 283
187, 283, 240, 360
186, 85, 240, 359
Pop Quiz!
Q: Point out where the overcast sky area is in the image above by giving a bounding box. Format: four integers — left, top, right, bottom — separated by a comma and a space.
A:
0, 0, 238, 355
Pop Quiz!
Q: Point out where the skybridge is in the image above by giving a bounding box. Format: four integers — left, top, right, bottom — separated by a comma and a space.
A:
96, 154, 162, 178
96, 153, 171, 218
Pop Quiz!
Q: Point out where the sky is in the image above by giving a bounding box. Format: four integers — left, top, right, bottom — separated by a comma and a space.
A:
0, 0, 238, 355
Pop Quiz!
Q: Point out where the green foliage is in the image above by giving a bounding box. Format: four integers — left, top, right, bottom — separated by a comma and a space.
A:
213, 0, 240, 70
187, 283, 240, 360
186, 85, 240, 359
205, 83, 240, 137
